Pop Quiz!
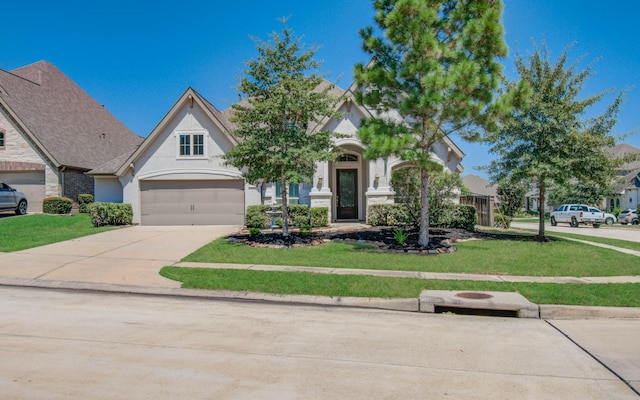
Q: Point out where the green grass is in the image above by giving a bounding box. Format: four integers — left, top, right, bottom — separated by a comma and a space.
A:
0, 213, 113, 252
508, 224, 640, 252
184, 236, 640, 277
544, 231, 640, 252
160, 267, 640, 307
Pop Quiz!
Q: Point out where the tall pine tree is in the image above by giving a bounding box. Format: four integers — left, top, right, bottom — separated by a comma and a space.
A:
355, 0, 517, 246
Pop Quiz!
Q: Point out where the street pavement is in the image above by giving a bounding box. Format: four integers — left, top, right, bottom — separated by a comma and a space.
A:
0, 224, 639, 397
0, 286, 638, 399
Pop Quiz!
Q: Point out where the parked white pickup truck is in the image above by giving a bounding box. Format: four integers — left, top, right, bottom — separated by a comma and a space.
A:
0, 182, 28, 215
550, 204, 605, 228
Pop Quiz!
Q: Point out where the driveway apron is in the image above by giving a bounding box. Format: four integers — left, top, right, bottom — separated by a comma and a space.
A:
0, 225, 240, 287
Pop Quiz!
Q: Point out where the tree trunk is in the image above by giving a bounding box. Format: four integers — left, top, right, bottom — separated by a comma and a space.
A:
281, 179, 289, 236
418, 167, 430, 247
537, 177, 546, 241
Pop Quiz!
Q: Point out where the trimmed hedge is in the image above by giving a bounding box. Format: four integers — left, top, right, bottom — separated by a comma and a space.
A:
87, 202, 133, 227
42, 197, 73, 214
245, 205, 329, 229
78, 194, 94, 213
367, 203, 477, 231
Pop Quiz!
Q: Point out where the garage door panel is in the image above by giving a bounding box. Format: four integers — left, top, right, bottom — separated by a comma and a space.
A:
140, 180, 244, 226
0, 171, 46, 213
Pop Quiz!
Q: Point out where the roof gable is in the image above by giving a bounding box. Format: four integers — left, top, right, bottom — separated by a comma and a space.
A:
115, 87, 235, 176
0, 61, 142, 169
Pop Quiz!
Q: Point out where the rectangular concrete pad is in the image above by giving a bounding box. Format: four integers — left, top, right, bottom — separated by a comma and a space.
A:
420, 290, 540, 318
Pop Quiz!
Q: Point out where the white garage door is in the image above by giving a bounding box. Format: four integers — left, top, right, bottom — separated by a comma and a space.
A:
0, 171, 46, 213
140, 180, 245, 226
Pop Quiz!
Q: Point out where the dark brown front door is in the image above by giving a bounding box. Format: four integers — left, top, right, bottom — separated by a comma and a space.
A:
336, 169, 358, 219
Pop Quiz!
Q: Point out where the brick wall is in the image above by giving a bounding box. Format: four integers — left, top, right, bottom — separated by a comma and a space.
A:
63, 169, 94, 201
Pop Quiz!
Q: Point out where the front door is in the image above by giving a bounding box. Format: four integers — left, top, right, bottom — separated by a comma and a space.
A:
336, 169, 358, 219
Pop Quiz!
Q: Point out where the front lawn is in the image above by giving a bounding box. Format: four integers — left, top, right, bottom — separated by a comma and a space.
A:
0, 213, 113, 252
184, 236, 640, 277
160, 267, 640, 307
167, 231, 640, 307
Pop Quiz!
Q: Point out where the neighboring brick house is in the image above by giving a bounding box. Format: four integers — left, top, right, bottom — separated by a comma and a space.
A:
0, 61, 143, 212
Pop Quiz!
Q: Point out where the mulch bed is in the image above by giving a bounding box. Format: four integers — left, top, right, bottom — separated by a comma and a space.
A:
227, 226, 540, 255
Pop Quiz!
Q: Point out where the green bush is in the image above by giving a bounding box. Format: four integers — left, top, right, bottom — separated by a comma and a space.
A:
368, 203, 476, 231
246, 205, 271, 229
87, 202, 133, 227
249, 227, 262, 236
78, 194, 94, 213
367, 204, 414, 226
245, 205, 329, 229
494, 214, 512, 229
293, 215, 310, 228
42, 197, 73, 214
310, 207, 328, 227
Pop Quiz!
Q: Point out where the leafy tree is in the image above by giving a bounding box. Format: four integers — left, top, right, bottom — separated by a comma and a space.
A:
496, 179, 528, 217
224, 22, 341, 235
355, 0, 520, 247
547, 180, 613, 207
485, 42, 625, 240
391, 167, 465, 225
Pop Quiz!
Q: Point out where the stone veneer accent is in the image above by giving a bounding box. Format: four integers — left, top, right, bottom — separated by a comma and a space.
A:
0, 110, 61, 197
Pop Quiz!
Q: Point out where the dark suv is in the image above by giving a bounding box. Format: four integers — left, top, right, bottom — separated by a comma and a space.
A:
618, 209, 639, 225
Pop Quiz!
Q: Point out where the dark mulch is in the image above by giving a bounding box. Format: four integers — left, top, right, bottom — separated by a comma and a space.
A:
228, 226, 542, 255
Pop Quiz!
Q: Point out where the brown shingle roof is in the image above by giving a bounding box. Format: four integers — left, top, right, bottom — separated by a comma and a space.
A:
0, 60, 143, 170
462, 174, 499, 198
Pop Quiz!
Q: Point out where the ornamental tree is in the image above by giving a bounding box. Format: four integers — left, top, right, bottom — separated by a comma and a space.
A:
355, 0, 520, 247
224, 22, 341, 235
485, 42, 625, 240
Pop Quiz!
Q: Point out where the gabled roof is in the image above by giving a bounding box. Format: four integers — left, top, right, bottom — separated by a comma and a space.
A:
462, 174, 499, 198
0, 60, 143, 170
605, 143, 640, 171
112, 87, 235, 176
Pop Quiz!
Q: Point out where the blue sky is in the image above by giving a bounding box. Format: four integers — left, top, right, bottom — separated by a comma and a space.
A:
3, 1, 639, 179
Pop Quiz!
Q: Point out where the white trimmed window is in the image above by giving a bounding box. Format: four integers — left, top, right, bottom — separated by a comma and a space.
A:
0, 130, 5, 149
176, 131, 206, 158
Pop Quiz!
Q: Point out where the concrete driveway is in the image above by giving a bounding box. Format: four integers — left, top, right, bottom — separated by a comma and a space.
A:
0, 225, 240, 287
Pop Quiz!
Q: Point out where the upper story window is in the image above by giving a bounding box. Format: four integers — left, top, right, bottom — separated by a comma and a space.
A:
0, 130, 5, 149
177, 132, 206, 158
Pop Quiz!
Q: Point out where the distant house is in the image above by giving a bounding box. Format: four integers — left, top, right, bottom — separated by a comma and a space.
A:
0, 61, 143, 211
460, 174, 499, 226
461, 174, 499, 204
92, 84, 465, 225
605, 143, 640, 211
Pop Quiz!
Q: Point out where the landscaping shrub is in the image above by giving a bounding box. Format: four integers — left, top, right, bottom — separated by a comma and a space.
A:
246, 205, 271, 229
367, 204, 413, 226
87, 202, 133, 227
245, 205, 329, 229
310, 207, 328, 227
42, 196, 73, 214
369, 203, 476, 231
78, 194, 94, 213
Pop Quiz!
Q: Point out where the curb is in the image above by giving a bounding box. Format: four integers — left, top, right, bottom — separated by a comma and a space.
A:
1, 277, 639, 319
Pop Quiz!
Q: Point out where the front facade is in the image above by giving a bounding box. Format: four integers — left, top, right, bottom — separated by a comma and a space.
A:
93, 85, 465, 226
0, 61, 142, 211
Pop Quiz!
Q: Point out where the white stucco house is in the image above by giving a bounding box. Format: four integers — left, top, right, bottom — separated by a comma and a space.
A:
91, 84, 465, 226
